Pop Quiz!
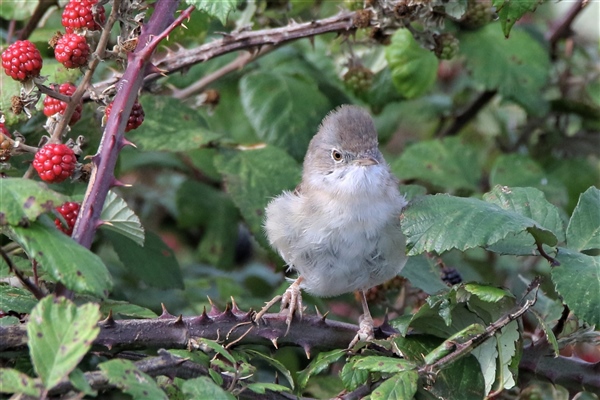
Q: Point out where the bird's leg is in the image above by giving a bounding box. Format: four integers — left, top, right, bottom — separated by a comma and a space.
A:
253, 276, 304, 336
348, 290, 375, 348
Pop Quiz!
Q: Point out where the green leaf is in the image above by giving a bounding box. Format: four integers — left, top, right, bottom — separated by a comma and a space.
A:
463, 283, 511, 303
297, 349, 346, 390
401, 194, 557, 256
400, 255, 448, 295
195, 338, 237, 364
424, 324, 486, 365
424, 355, 486, 399
552, 248, 600, 326
98, 299, 157, 319
10, 222, 112, 297
484, 186, 565, 254
187, 0, 236, 25
246, 383, 292, 394
391, 138, 481, 192
460, 25, 550, 115
131, 96, 222, 152
566, 187, 600, 252
0, 178, 65, 226
176, 180, 239, 268
352, 356, 416, 373
214, 146, 301, 248
99, 359, 167, 400
439, 0, 468, 19
0, 0, 37, 20
528, 308, 559, 356
99, 191, 145, 247
243, 349, 294, 389
0, 368, 42, 396
239, 71, 331, 160
0, 284, 38, 313
181, 376, 234, 399
105, 230, 183, 290
69, 368, 97, 396
371, 370, 418, 400
340, 360, 369, 391
28, 297, 100, 391
492, 0, 539, 37
490, 154, 568, 206
385, 29, 439, 99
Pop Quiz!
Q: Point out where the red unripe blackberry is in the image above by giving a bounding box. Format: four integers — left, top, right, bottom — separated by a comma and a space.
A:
32, 143, 77, 183
54, 33, 90, 69
105, 99, 145, 132
62, 0, 106, 33
43, 83, 82, 125
0, 122, 10, 139
1, 40, 43, 81
54, 201, 81, 235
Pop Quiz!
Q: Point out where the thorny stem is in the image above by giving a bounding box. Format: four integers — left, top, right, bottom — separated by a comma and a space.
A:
420, 281, 540, 374
89, 11, 359, 97
536, 241, 560, 266
71, 2, 194, 250
0, 247, 44, 300
171, 45, 274, 100
546, 0, 589, 56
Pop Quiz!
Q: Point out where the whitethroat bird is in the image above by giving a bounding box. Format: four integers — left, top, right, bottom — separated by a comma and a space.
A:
258, 105, 408, 347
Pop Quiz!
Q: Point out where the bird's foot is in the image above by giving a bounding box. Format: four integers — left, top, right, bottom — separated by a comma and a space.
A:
253, 277, 304, 336
348, 313, 375, 349
280, 278, 304, 335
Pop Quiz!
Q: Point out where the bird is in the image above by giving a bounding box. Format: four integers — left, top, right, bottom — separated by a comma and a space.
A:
257, 105, 408, 346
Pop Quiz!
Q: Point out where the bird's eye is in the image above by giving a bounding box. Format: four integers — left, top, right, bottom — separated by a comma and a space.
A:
331, 149, 343, 162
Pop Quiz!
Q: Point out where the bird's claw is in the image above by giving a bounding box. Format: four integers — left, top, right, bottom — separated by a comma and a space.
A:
281, 279, 303, 334
253, 277, 304, 336
348, 313, 375, 349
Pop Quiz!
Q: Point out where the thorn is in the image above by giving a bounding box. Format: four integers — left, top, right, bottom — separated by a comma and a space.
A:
181, 23, 188, 30
121, 138, 137, 148
174, 314, 185, 326
207, 296, 220, 316
191, 307, 211, 325
271, 338, 279, 349
112, 178, 132, 188
159, 303, 175, 319
102, 221, 114, 227
100, 310, 115, 327
216, 303, 236, 321
230, 296, 240, 313
302, 343, 311, 359
104, 342, 113, 351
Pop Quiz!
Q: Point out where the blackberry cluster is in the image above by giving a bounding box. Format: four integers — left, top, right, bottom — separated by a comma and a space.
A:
105, 99, 145, 132
460, 0, 493, 29
32, 143, 77, 183
55, 202, 81, 235
1, 40, 43, 82
43, 83, 83, 125
343, 66, 374, 95
434, 33, 459, 60
441, 267, 463, 286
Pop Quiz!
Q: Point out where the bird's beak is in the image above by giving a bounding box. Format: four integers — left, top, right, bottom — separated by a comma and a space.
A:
354, 157, 379, 166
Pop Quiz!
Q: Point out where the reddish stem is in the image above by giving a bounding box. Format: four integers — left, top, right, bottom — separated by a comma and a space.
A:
71, 2, 194, 249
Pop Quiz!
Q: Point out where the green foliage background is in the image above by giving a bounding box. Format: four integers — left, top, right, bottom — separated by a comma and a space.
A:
0, 0, 599, 398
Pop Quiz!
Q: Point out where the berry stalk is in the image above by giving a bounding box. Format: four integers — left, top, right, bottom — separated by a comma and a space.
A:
71, 1, 194, 249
